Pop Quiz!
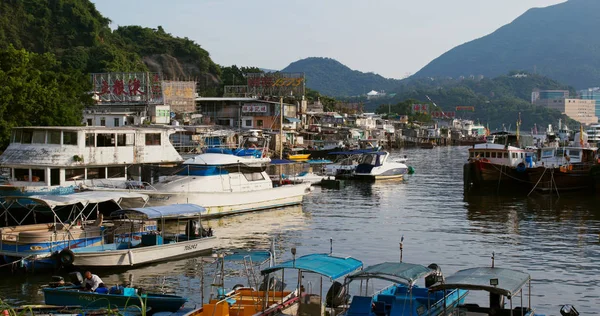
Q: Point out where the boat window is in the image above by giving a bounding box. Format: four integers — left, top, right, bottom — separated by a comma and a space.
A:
145, 133, 161, 146
97, 133, 115, 147
469, 152, 474, 158
50, 169, 60, 186
12, 130, 22, 143
85, 133, 95, 147
542, 149, 553, 158
32, 131, 45, 144
491, 152, 497, 158
48, 131, 61, 144
31, 169, 45, 182
512, 153, 517, 158
556, 149, 564, 157
21, 130, 33, 144
107, 167, 125, 178
86, 167, 106, 179
569, 150, 581, 158
65, 168, 85, 181
63, 131, 78, 145
117, 134, 134, 146
361, 154, 376, 165
243, 172, 265, 181
503, 152, 508, 158
14, 169, 29, 181
485, 152, 490, 158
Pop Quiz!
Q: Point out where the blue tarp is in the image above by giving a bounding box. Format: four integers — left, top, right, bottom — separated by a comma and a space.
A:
285, 117, 302, 123
261, 253, 363, 280
307, 159, 333, 164
223, 250, 272, 263
270, 159, 295, 165
110, 204, 206, 219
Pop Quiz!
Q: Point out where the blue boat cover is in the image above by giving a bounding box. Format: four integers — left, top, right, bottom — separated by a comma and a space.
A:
110, 204, 206, 219
285, 117, 302, 123
348, 262, 434, 286
270, 159, 295, 165
428, 267, 530, 298
223, 250, 272, 263
261, 253, 363, 280
307, 159, 333, 164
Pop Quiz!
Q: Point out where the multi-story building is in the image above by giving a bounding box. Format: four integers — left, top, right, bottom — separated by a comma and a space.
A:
535, 98, 598, 125
531, 89, 569, 103
579, 87, 600, 118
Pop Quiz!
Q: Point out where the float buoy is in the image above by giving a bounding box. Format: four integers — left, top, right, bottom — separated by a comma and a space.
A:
407, 166, 415, 174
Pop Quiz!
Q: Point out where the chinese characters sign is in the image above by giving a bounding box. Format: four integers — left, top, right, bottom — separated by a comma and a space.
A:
412, 104, 429, 114
431, 111, 456, 118
242, 104, 268, 113
246, 72, 305, 97
92, 72, 163, 104
163, 81, 196, 113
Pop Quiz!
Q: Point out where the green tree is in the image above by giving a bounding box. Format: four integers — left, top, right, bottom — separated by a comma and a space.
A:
0, 46, 90, 149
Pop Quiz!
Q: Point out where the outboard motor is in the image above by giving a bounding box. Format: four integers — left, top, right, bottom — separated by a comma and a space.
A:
49, 276, 65, 288
425, 263, 442, 288
185, 220, 199, 238
69, 271, 83, 286
325, 281, 348, 308
560, 305, 579, 316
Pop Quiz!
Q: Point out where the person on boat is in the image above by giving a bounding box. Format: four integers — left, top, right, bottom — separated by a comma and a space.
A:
83, 271, 106, 292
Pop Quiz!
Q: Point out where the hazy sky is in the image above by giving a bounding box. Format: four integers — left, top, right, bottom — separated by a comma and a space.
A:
92, 0, 565, 79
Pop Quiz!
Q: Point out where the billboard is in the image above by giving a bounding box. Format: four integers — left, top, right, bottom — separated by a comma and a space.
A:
242, 104, 268, 113
412, 104, 429, 114
246, 72, 305, 97
431, 111, 456, 118
163, 81, 196, 113
92, 72, 163, 104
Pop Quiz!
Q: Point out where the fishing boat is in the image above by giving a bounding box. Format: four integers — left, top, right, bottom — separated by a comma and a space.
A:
89, 152, 311, 218
43, 272, 187, 313
353, 151, 408, 181
341, 262, 468, 316
0, 126, 183, 200
62, 204, 217, 268
429, 260, 544, 316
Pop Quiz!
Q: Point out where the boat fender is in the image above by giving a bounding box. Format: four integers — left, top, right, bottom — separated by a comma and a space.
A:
516, 163, 526, 173
407, 166, 415, 175
59, 249, 75, 266
128, 250, 135, 266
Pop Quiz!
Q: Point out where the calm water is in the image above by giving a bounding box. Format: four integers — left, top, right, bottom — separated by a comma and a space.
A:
1, 146, 599, 315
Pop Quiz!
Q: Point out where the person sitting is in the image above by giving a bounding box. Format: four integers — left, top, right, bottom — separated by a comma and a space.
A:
83, 271, 107, 292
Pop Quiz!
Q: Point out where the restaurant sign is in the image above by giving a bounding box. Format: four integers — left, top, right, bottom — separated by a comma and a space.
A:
92, 72, 163, 104
246, 72, 305, 97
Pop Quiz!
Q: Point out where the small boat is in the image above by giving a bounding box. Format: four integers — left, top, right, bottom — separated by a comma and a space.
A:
428, 255, 544, 315
43, 272, 187, 313
62, 204, 217, 268
287, 153, 311, 161
342, 262, 468, 316
353, 151, 408, 180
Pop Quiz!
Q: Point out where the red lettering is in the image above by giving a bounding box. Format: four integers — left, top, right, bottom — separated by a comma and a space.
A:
113, 79, 126, 96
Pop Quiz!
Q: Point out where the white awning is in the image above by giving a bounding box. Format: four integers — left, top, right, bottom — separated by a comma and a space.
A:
4, 191, 149, 209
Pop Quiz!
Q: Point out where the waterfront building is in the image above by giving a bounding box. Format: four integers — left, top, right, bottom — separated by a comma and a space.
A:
531, 89, 569, 103
535, 98, 598, 125
579, 87, 600, 118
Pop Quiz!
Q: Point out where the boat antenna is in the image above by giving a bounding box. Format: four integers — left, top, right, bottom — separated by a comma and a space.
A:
329, 237, 333, 255
399, 235, 404, 262
491, 251, 495, 268
291, 247, 296, 268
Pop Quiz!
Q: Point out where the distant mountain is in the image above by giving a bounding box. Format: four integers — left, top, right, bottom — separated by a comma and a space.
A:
259, 68, 277, 73
282, 57, 400, 97
413, 0, 600, 89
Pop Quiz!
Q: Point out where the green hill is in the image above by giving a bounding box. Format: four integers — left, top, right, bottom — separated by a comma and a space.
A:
281, 57, 400, 97
413, 0, 600, 89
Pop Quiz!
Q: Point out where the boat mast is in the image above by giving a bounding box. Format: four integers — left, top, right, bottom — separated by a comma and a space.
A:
280, 96, 284, 159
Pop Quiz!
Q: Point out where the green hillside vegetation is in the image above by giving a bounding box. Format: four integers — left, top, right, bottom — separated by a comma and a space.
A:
282, 57, 400, 97
413, 0, 600, 89
0, 0, 222, 149
373, 72, 579, 131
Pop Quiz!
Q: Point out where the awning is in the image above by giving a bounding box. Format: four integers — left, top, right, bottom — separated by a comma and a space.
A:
285, 117, 301, 123
222, 250, 272, 263
428, 267, 530, 298
4, 192, 149, 209
110, 204, 206, 219
261, 253, 363, 280
348, 262, 434, 286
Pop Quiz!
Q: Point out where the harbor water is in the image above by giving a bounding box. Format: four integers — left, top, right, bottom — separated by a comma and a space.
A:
1, 146, 599, 314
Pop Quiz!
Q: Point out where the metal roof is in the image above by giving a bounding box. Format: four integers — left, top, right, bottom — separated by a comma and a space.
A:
261, 253, 363, 280
428, 267, 530, 298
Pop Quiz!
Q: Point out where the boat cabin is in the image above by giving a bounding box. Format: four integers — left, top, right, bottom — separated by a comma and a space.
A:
468, 144, 534, 167
0, 126, 182, 189
537, 146, 597, 166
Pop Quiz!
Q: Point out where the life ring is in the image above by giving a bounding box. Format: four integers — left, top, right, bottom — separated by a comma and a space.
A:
59, 249, 75, 266
516, 163, 526, 173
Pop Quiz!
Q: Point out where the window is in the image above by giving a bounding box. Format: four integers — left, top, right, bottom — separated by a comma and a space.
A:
13, 130, 22, 143
14, 169, 29, 181
87, 119, 93, 126
485, 152, 490, 158
63, 132, 77, 145
100, 119, 106, 126
491, 152, 497, 158
86, 167, 106, 179
21, 130, 33, 144
145, 133, 161, 145
32, 131, 45, 144
114, 118, 120, 127
31, 169, 45, 182
107, 167, 125, 178
257, 120, 264, 127
96, 133, 115, 147
245, 120, 252, 127
50, 169, 60, 186
65, 168, 85, 181
503, 152, 508, 158
469, 152, 474, 158
48, 131, 61, 144
512, 153, 517, 158
243, 172, 265, 181
85, 133, 95, 147
569, 150, 581, 158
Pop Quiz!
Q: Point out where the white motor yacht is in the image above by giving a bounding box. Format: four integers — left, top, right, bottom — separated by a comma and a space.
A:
353, 151, 408, 180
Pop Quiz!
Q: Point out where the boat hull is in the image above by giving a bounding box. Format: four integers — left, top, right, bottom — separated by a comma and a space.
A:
43, 287, 186, 313
71, 236, 218, 268
528, 166, 595, 193
463, 161, 531, 194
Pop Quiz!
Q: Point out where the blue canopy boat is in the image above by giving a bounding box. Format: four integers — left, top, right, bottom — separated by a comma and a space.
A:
342, 262, 468, 316
429, 266, 544, 316
43, 272, 187, 313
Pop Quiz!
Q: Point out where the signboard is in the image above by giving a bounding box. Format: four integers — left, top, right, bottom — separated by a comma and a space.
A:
431, 111, 456, 118
456, 106, 475, 111
412, 104, 429, 114
92, 72, 163, 104
246, 72, 305, 97
163, 81, 196, 113
242, 104, 268, 113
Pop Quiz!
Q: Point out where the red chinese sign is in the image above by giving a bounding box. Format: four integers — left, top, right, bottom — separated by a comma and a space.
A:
412, 104, 429, 114
431, 111, 456, 118
92, 72, 163, 104
242, 104, 268, 113
246, 72, 305, 97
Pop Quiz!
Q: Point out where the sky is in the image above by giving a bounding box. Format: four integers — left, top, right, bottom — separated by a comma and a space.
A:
92, 0, 566, 79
